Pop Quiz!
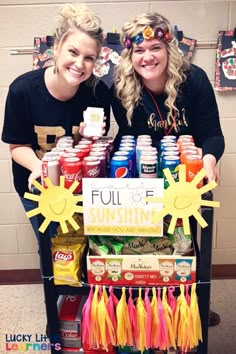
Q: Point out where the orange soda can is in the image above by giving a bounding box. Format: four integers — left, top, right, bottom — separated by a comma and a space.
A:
177, 134, 194, 142
185, 154, 203, 187
180, 148, 199, 164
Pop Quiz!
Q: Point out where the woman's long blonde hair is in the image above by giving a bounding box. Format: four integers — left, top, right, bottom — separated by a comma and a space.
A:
115, 12, 190, 126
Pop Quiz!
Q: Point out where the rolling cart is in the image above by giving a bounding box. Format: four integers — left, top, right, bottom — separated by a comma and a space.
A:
39, 191, 214, 354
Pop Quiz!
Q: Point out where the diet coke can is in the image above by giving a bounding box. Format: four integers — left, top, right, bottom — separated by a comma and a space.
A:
82, 156, 100, 178
61, 157, 82, 194
41, 156, 60, 187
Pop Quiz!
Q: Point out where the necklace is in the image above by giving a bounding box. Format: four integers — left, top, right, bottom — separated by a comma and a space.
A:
145, 86, 177, 136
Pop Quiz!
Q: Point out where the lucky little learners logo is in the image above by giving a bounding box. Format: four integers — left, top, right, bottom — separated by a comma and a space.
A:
5, 333, 61, 351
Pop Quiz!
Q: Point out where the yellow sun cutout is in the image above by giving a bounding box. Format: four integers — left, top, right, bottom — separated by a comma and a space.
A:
146, 164, 220, 234
24, 176, 83, 234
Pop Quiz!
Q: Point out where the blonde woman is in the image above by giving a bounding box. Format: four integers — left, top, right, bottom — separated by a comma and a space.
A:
2, 2, 110, 241
111, 12, 224, 184
111, 11, 224, 327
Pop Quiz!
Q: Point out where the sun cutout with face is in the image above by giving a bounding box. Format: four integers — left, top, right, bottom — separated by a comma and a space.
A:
24, 176, 83, 234
146, 165, 220, 234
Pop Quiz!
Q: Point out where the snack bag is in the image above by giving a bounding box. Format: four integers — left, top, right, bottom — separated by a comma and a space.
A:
51, 237, 86, 286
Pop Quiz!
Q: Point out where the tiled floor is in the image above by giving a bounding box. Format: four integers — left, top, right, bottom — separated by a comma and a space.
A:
0, 280, 235, 354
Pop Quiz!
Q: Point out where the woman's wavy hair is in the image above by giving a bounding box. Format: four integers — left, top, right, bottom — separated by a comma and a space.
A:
115, 12, 190, 126
53, 2, 104, 86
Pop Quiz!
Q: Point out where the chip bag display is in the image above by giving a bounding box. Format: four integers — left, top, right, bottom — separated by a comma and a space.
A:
51, 236, 86, 286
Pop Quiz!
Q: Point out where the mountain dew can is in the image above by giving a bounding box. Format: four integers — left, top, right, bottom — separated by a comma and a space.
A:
162, 155, 180, 189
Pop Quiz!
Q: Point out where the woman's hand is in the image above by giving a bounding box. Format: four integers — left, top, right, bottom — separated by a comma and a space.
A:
203, 154, 219, 183
28, 162, 42, 192
79, 117, 107, 138
10, 144, 42, 192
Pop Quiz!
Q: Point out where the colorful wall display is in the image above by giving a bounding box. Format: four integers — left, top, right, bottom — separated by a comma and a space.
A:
215, 30, 236, 91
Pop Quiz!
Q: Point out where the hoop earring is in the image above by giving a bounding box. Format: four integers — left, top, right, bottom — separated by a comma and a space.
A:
53, 56, 58, 74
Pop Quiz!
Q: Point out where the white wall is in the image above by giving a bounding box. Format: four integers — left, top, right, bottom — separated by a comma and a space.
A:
0, 0, 235, 269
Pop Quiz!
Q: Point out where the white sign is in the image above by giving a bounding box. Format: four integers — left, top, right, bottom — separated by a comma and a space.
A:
83, 178, 164, 236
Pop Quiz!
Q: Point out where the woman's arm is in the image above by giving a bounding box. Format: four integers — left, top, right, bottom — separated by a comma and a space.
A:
190, 66, 225, 181
10, 144, 42, 189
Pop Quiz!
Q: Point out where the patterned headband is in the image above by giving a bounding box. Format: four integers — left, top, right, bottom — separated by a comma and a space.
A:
124, 26, 172, 49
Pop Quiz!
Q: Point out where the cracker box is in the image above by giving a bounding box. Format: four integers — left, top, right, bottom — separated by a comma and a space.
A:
87, 251, 196, 286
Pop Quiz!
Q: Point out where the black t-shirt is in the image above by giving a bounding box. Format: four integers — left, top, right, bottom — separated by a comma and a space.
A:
111, 64, 224, 160
2, 67, 111, 196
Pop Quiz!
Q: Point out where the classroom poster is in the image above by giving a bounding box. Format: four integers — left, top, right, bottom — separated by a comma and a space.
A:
33, 36, 54, 70
215, 30, 236, 91
178, 37, 197, 59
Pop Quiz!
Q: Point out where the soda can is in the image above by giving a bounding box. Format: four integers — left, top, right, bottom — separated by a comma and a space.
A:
61, 157, 82, 194
82, 156, 100, 178
56, 140, 73, 150
178, 141, 195, 152
121, 135, 135, 140
56, 135, 73, 147
139, 154, 158, 178
110, 156, 129, 178
120, 141, 136, 150
161, 149, 179, 161
77, 140, 93, 150
59, 152, 77, 168
93, 141, 110, 162
136, 141, 152, 173
119, 146, 136, 177
44, 151, 60, 160
162, 135, 177, 142
159, 140, 177, 153
178, 134, 194, 141
137, 134, 151, 140
180, 148, 199, 164
114, 150, 133, 177
74, 144, 90, 158
114, 150, 130, 158
139, 149, 158, 176
51, 147, 65, 155
185, 154, 203, 187
89, 151, 107, 177
58, 135, 73, 141
120, 136, 136, 143
41, 155, 60, 188
98, 136, 114, 153
162, 155, 180, 189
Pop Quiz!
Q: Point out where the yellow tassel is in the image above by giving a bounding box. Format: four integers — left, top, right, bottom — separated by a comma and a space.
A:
150, 287, 159, 348
189, 283, 202, 348
90, 285, 100, 348
162, 287, 176, 349
136, 288, 147, 352
97, 286, 116, 349
116, 287, 133, 347
176, 284, 191, 352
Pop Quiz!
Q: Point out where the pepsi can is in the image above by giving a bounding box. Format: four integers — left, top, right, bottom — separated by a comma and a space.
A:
119, 146, 136, 177
110, 156, 129, 178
